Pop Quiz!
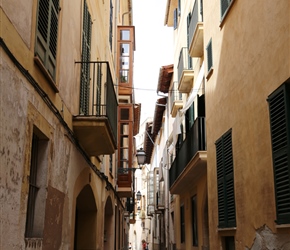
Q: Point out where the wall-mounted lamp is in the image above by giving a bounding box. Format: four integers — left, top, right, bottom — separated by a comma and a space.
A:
136, 148, 146, 165
136, 190, 142, 201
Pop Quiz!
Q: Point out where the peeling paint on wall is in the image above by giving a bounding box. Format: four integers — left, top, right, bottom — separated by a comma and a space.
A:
246, 225, 290, 250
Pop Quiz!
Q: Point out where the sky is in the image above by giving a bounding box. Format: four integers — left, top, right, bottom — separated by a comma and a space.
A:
132, 0, 173, 124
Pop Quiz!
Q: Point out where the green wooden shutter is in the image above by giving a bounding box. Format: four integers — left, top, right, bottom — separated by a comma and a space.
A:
35, 0, 59, 79
80, 0, 92, 115
96, 64, 102, 115
220, 0, 232, 19
216, 129, 236, 228
206, 39, 213, 72
268, 83, 290, 224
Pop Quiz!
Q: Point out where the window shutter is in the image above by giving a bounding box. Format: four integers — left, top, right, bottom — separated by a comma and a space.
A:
173, 8, 178, 30
223, 132, 236, 226
206, 39, 213, 72
80, 0, 92, 115
221, 0, 232, 19
216, 130, 236, 228
35, 0, 59, 79
96, 64, 102, 115
268, 83, 290, 224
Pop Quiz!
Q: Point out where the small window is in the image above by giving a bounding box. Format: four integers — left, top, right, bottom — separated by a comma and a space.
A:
174, 8, 178, 30
222, 236, 235, 250
120, 30, 130, 40
221, 0, 234, 21
120, 108, 130, 120
25, 131, 49, 238
180, 204, 185, 243
192, 196, 198, 246
206, 39, 213, 73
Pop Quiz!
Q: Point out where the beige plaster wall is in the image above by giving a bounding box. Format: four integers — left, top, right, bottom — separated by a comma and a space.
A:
172, 173, 207, 250
0, 0, 126, 249
204, 0, 290, 249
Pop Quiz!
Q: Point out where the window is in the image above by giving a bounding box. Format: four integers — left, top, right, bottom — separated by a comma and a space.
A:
109, 155, 113, 173
267, 79, 290, 224
35, 0, 59, 79
221, 0, 233, 20
25, 131, 49, 237
175, 124, 184, 154
215, 129, 236, 228
206, 39, 213, 73
185, 102, 194, 132
223, 236, 235, 250
180, 204, 185, 243
192, 196, 198, 246
79, 0, 92, 115
174, 8, 178, 30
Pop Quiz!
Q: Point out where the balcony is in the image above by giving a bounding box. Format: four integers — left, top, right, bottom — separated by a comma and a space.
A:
169, 117, 207, 194
188, 0, 204, 57
73, 61, 118, 156
178, 47, 194, 93
170, 85, 183, 117
156, 190, 165, 211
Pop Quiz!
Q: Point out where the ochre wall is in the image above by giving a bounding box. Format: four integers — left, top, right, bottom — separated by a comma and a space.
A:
204, 0, 290, 249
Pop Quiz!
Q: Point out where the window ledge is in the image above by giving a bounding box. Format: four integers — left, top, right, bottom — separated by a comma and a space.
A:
34, 56, 59, 93
276, 224, 290, 229
206, 67, 213, 80
218, 227, 236, 232
218, 227, 236, 237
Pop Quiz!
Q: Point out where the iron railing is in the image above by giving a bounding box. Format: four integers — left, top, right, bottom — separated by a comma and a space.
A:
177, 47, 192, 84
188, 0, 203, 47
170, 82, 183, 110
75, 61, 118, 143
169, 117, 206, 188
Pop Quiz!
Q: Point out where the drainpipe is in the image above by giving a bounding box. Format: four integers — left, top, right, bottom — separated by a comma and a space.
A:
122, 9, 131, 25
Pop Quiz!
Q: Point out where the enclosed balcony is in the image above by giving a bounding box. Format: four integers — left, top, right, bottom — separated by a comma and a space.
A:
178, 47, 194, 93
188, 0, 204, 57
73, 61, 118, 157
170, 83, 183, 117
156, 190, 165, 211
169, 117, 207, 194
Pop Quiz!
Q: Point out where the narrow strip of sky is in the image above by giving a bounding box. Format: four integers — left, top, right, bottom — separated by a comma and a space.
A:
133, 0, 173, 123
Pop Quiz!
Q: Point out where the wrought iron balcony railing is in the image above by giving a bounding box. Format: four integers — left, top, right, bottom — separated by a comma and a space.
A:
73, 61, 118, 156
169, 117, 206, 187
188, 0, 204, 57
